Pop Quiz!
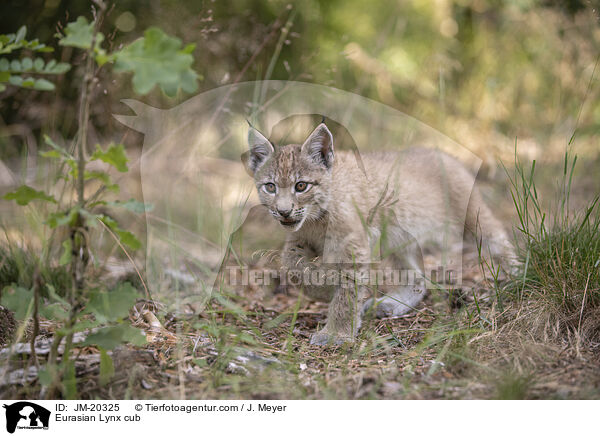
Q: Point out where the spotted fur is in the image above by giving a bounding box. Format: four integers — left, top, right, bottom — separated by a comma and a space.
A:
245, 123, 515, 346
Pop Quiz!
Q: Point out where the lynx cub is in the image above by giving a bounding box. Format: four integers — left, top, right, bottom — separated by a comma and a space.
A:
244, 122, 514, 346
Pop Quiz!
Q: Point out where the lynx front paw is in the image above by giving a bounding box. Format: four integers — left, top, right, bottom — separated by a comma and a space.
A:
363, 287, 427, 318
309, 329, 353, 346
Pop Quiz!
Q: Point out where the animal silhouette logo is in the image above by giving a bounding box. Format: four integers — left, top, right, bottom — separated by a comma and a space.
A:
2, 402, 50, 433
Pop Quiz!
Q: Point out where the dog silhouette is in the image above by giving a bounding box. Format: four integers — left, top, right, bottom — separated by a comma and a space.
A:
3, 402, 50, 434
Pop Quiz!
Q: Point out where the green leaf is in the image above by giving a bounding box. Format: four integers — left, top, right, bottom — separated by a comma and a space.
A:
39, 302, 70, 321
21, 77, 35, 87
34, 59, 70, 74
182, 42, 196, 54
38, 366, 54, 387
113, 27, 198, 96
56, 319, 102, 336
107, 199, 153, 214
180, 69, 198, 94
15, 26, 26, 43
45, 283, 70, 306
0, 58, 8, 70
95, 52, 113, 67
99, 214, 118, 230
40, 150, 62, 159
82, 324, 146, 350
85, 282, 140, 323
21, 57, 32, 70
1, 286, 34, 321
9, 75, 21, 85
49, 62, 70, 74
79, 209, 104, 229
121, 323, 147, 346
0, 71, 56, 91
98, 215, 141, 249
90, 143, 128, 172
59, 239, 72, 266
84, 170, 109, 183
33, 57, 44, 71
116, 229, 142, 250
99, 348, 115, 386
59, 17, 104, 51
3, 185, 57, 205
46, 208, 78, 228
44, 134, 73, 159
84, 170, 119, 193
87, 200, 107, 209
0, 83, 5, 92
33, 78, 54, 91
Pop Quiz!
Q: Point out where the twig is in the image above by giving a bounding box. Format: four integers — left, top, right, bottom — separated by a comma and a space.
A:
75, 3, 104, 206
59, 2, 108, 399
97, 217, 151, 299
29, 272, 41, 369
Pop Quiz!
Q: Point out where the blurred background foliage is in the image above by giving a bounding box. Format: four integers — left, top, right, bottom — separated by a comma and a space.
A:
0, 0, 599, 164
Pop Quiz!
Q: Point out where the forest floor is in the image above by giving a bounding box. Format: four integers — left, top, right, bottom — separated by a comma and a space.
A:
3, 276, 599, 400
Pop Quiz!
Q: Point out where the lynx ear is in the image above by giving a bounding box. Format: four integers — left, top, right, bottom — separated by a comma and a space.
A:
301, 123, 334, 169
242, 127, 274, 175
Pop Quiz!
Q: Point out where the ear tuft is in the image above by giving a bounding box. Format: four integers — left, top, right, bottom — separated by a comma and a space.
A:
301, 123, 334, 169
243, 127, 274, 175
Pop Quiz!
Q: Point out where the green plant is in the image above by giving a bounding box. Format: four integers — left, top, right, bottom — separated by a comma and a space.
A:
494, 371, 535, 400
0, 243, 70, 294
0, 26, 70, 92
504, 145, 600, 340
1, 2, 199, 398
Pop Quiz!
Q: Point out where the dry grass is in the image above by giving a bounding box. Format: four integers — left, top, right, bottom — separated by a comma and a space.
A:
4, 271, 599, 400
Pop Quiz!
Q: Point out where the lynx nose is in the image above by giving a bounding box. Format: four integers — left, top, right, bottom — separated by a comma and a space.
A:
277, 208, 292, 218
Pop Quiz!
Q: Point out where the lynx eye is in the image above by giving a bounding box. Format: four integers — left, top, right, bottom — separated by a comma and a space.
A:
263, 183, 277, 194
295, 181, 310, 193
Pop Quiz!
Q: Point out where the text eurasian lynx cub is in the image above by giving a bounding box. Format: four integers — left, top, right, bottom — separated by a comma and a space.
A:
244, 122, 514, 346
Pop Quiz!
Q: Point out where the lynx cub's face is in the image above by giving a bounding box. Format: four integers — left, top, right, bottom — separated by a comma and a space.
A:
244, 123, 334, 231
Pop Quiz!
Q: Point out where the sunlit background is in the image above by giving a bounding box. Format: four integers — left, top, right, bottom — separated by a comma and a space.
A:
2, 0, 599, 165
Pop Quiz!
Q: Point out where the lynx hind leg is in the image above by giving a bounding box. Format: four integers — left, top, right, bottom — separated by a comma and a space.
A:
363, 226, 427, 318
465, 190, 516, 268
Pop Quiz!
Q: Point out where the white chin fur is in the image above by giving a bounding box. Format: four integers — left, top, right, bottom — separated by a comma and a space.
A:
281, 215, 307, 232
